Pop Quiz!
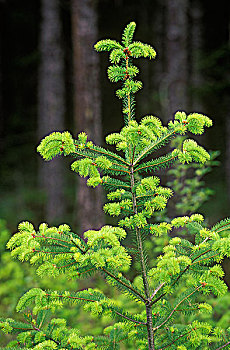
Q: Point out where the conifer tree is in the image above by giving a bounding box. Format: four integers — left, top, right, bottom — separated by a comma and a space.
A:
1, 22, 230, 350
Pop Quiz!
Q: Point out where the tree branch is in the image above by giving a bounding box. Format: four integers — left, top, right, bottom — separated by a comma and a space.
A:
215, 341, 230, 350
134, 155, 177, 173
153, 286, 202, 331
101, 267, 147, 303
158, 328, 194, 350
150, 248, 213, 306
149, 283, 165, 303
45, 292, 145, 325
133, 131, 175, 165
112, 310, 146, 325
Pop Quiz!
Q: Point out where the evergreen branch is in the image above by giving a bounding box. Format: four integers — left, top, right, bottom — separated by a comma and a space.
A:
73, 149, 130, 175
149, 283, 165, 303
111, 310, 146, 325
56, 261, 76, 269
101, 267, 147, 302
136, 193, 153, 200
33, 249, 73, 254
134, 154, 177, 173
175, 307, 199, 312
191, 252, 219, 266
102, 176, 131, 191
37, 311, 47, 329
10, 325, 60, 346
177, 248, 213, 277
110, 163, 129, 170
70, 238, 87, 254
157, 328, 194, 350
74, 149, 129, 170
86, 144, 129, 165
10, 326, 35, 331
44, 292, 145, 326
215, 341, 230, 350
34, 235, 71, 249
34, 235, 71, 245
47, 337, 60, 346
195, 218, 230, 249
214, 225, 230, 234
211, 218, 230, 233
45, 292, 102, 304
189, 248, 212, 260
76, 267, 96, 276
150, 249, 213, 306
72, 149, 95, 160
37, 334, 61, 346
107, 167, 130, 175
153, 285, 203, 331
133, 130, 175, 165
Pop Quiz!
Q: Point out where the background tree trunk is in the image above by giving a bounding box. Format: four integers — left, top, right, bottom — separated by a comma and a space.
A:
189, 0, 204, 111
152, 0, 167, 120
38, 0, 65, 223
226, 18, 230, 204
71, 0, 104, 232
0, 0, 5, 154
165, 0, 189, 118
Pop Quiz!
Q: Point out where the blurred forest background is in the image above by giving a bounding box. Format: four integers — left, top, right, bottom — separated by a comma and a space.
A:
1, 0, 230, 346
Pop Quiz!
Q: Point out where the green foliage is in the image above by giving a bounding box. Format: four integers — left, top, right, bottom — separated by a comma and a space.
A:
37, 132, 76, 161
95, 22, 156, 124
166, 144, 220, 215
1, 22, 230, 350
0, 220, 101, 347
0, 309, 98, 349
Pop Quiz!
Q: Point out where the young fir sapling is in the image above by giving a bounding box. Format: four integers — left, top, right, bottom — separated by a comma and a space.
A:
1, 22, 230, 350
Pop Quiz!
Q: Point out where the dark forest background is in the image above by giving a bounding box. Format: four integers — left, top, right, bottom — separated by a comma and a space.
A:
0, 0, 230, 233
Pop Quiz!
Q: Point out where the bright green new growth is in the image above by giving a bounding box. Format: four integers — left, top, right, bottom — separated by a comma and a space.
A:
1, 22, 230, 350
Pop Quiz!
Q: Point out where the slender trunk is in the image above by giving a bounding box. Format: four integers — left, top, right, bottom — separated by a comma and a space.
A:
38, 0, 65, 223
146, 305, 155, 350
165, 0, 189, 117
125, 42, 155, 349
71, 0, 104, 232
130, 166, 150, 297
130, 164, 154, 349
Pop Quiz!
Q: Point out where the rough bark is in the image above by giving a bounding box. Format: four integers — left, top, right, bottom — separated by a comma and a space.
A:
38, 0, 65, 223
165, 0, 189, 118
71, 0, 104, 232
